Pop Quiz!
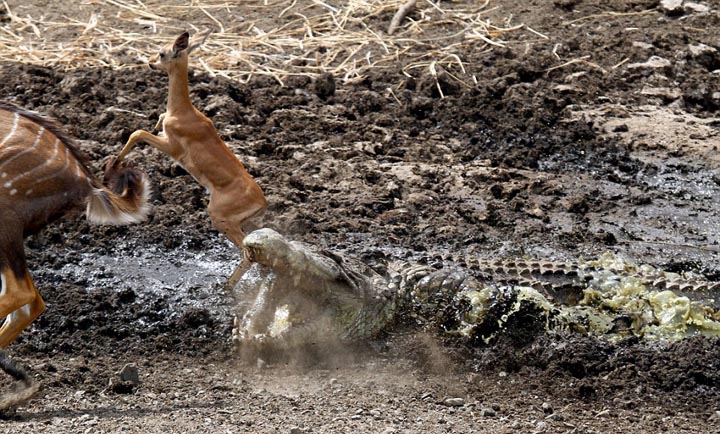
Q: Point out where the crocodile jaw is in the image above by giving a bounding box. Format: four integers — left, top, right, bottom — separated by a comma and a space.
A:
243, 228, 294, 267
243, 228, 345, 284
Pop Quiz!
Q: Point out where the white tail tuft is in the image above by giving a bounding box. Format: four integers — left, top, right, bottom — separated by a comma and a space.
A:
86, 175, 151, 225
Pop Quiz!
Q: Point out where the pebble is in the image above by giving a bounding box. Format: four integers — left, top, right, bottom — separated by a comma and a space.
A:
545, 413, 564, 422
541, 402, 553, 414
480, 407, 496, 417
709, 410, 720, 422
443, 398, 465, 407
627, 56, 671, 70
119, 364, 140, 386
289, 427, 302, 434
684, 2, 710, 13
632, 41, 654, 50
689, 43, 717, 57
659, 0, 684, 15
534, 420, 548, 433
640, 86, 682, 100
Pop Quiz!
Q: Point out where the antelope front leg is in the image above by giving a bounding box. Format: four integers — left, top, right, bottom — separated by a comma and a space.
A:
153, 113, 166, 133
116, 130, 171, 162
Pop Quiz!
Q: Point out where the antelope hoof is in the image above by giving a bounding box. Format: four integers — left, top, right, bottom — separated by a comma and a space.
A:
105, 155, 119, 170
0, 380, 40, 412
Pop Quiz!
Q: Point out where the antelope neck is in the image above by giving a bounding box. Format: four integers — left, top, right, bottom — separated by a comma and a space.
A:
166, 64, 193, 113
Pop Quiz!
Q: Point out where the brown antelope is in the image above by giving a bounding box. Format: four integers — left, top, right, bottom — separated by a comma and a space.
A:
0, 102, 150, 404
115, 30, 267, 262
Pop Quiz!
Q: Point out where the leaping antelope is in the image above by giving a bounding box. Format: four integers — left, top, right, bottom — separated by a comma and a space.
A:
0, 102, 151, 408
114, 29, 267, 283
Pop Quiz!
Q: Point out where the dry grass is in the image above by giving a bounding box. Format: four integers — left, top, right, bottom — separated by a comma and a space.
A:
0, 0, 538, 87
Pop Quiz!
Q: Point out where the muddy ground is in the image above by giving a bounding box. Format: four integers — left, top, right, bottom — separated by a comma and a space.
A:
2, 0, 720, 432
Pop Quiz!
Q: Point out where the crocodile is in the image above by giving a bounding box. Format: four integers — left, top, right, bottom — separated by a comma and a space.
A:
230, 228, 720, 349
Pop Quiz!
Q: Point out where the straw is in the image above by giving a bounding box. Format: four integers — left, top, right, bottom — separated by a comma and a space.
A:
0, 0, 534, 88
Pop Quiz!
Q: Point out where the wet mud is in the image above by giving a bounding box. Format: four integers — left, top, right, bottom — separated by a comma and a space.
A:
1, 0, 720, 432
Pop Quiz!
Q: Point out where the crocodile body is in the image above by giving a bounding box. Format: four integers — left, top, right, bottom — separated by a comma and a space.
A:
231, 229, 720, 348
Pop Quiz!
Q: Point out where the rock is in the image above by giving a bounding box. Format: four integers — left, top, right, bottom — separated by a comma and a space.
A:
684, 2, 710, 13
632, 41, 654, 50
312, 72, 335, 100
109, 363, 140, 394
545, 413, 564, 421
688, 43, 719, 69
563, 71, 587, 82
689, 43, 717, 57
480, 407, 496, 417
627, 56, 671, 70
659, 0, 684, 16
289, 427, 303, 434
553, 0, 579, 10
709, 410, 720, 422
552, 84, 581, 94
443, 397, 465, 407
541, 402, 553, 414
119, 364, 140, 386
640, 86, 682, 100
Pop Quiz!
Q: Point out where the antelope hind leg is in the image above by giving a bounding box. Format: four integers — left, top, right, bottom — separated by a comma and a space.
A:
225, 250, 253, 291
0, 270, 46, 349
0, 349, 39, 411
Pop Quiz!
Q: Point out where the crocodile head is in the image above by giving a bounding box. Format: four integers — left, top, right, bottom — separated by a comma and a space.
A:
232, 228, 397, 348
243, 228, 352, 288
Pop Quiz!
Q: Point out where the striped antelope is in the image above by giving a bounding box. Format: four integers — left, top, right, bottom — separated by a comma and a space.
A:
0, 102, 151, 409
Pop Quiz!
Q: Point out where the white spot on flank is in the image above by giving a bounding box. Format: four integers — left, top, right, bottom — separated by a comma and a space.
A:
3, 181, 10, 188
9, 188, 16, 195
1, 173, 6, 178
25, 189, 33, 196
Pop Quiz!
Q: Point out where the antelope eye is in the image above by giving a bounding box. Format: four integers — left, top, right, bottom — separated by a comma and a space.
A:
159, 50, 165, 58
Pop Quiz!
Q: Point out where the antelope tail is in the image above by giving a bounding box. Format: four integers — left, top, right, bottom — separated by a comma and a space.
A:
86, 159, 151, 225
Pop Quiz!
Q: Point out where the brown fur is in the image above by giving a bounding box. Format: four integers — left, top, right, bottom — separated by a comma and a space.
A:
116, 29, 267, 250
0, 103, 151, 357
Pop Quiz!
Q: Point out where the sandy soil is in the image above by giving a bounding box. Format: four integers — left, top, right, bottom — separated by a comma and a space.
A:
1, 0, 720, 432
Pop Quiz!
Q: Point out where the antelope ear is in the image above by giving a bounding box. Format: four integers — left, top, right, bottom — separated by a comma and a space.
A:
187, 28, 212, 54
172, 32, 190, 57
